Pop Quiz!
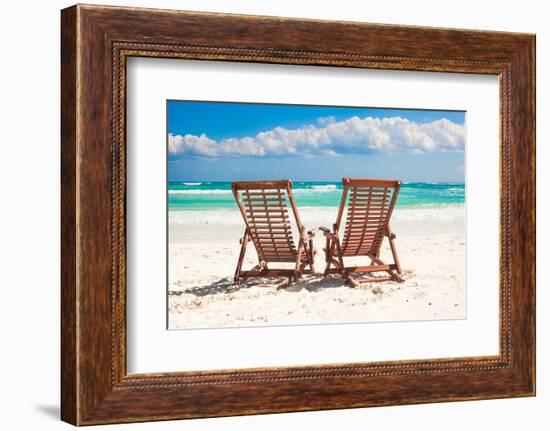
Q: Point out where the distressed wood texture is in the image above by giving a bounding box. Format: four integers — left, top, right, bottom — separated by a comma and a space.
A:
61, 4, 535, 425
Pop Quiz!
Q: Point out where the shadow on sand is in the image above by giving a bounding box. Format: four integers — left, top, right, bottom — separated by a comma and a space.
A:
168, 273, 368, 298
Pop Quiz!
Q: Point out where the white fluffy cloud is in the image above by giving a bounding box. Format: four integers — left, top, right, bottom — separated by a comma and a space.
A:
316, 115, 336, 126
168, 116, 464, 158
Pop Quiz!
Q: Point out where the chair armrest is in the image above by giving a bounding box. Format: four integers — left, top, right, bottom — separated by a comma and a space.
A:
305, 228, 317, 240
299, 226, 316, 241
319, 226, 337, 240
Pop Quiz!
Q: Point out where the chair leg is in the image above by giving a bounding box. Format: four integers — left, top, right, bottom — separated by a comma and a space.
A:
387, 225, 402, 274
388, 236, 402, 275
369, 254, 404, 283
300, 238, 313, 273
333, 236, 346, 279
294, 238, 304, 281
323, 236, 332, 275
387, 232, 403, 282
234, 229, 249, 284
308, 239, 316, 273
389, 271, 405, 283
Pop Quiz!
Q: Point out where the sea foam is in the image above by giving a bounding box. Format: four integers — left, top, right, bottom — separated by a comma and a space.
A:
169, 204, 465, 227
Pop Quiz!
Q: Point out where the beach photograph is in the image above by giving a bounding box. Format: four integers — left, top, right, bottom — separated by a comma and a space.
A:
167, 101, 466, 330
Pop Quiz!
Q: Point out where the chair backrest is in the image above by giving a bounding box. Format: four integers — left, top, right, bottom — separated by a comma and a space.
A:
232, 180, 303, 263
335, 178, 400, 257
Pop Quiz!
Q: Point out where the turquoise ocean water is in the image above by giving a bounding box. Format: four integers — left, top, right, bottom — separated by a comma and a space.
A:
168, 181, 465, 211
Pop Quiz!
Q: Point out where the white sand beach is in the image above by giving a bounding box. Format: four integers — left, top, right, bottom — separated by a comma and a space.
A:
168, 206, 466, 329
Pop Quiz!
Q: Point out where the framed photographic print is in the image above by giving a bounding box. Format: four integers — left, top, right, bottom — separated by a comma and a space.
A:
61, 4, 535, 425
164, 100, 467, 330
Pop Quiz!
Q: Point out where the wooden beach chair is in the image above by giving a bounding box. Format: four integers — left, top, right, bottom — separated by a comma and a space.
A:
232, 180, 316, 286
320, 178, 404, 286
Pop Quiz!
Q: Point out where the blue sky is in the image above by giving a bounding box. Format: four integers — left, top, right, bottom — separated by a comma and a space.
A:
167, 100, 466, 182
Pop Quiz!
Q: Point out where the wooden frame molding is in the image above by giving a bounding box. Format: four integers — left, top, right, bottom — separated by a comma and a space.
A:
61, 4, 535, 425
